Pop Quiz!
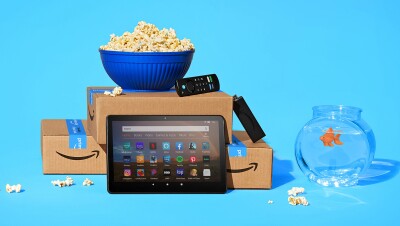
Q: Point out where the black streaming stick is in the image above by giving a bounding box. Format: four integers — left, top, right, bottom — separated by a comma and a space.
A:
175, 74, 220, 97
233, 95, 266, 143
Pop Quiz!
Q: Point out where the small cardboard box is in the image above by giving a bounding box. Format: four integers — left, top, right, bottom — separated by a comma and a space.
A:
41, 119, 106, 174
227, 131, 273, 189
87, 87, 233, 145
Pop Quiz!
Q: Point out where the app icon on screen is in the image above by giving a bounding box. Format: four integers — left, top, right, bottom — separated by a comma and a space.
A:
163, 169, 171, 176
190, 169, 198, 177
136, 142, 144, 150
176, 156, 184, 163
150, 142, 157, 150
124, 169, 131, 177
189, 142, 197, 150
202, 142, 210, 150
136, 155, 145, 164
123, 156, 131, 163
163, 155, 171, 163
150, 155, 157, 163
162, 142, 170, 150
203, 155, 210, 163
151, 169, 157, 176
175, 142, 184, 150
123, 142, 131, 151
176, 168, 184, 176
137, 169, 145, 177
190, 156, 196, 163
203, 169, 211, 177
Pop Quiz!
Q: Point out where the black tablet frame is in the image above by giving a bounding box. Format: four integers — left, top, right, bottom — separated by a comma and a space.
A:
107, 115, 226, 194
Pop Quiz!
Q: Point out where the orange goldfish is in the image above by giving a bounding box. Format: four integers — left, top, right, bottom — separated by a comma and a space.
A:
320, 128, 343, 147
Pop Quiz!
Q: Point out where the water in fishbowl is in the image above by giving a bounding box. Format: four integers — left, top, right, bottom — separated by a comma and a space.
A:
296, 123, 374, 187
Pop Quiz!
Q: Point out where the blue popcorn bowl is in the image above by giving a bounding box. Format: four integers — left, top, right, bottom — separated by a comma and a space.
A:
99, 49, 194, 90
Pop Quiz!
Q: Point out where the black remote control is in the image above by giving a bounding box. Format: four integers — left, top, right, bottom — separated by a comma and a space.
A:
175, 74, 220, 97
233, 95, 266, 143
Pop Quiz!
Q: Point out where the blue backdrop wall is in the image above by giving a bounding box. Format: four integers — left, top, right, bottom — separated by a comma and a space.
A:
0, 0, 399, 225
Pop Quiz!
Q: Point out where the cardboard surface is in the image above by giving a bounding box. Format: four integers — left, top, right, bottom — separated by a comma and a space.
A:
41, 119, 106, 174
227, 131, 273, 189
87, 87, 233, 145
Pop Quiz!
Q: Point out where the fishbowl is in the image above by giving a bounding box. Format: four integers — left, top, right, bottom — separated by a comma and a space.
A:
295, 105, 375, 187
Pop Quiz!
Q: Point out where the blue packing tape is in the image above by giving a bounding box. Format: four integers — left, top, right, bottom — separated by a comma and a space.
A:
227, 135, 247, 157
66, 119, 87, 149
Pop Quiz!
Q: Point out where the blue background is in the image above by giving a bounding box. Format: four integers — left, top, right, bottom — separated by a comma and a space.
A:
1, 0, 399, 225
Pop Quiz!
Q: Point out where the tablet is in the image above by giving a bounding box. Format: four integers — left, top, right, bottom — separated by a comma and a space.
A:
107, 115, 226, 194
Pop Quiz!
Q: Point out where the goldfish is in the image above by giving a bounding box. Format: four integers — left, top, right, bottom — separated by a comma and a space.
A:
320, 127, 343, 147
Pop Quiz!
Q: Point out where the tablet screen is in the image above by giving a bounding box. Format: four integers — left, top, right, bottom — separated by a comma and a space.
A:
110, 118, 222, 184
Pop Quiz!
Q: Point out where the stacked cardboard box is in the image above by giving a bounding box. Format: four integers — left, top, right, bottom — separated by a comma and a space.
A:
41, 87, 273, 189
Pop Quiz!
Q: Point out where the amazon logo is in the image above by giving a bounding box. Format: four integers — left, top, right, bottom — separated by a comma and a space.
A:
227, 162, 258, 173
56, 150, 100, 161
88, 106, 95, 121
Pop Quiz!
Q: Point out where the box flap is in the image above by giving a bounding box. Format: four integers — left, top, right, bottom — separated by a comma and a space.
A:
232, 131, 270, 149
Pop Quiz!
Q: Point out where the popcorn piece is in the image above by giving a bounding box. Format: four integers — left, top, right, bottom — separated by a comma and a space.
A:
51, 176, 74, 188
5, 184, 22, 193
15, 184, 22, 193
104, 87, 123, 97
6, 184, 13, 193
288, 196, 309, 206
100, 21, 195, 52
288, 187, 305, 196
83, 178, 94, 186
267, 200, 273, 204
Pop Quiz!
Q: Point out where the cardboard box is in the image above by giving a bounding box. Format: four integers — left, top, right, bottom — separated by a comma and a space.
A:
87, 87, 233, 145
227, 131, 273, 189
41, 119, 106, 174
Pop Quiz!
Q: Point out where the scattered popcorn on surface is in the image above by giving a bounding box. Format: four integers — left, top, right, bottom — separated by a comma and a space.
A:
83, 178, 94, 186
100, 21, 195, 52
288, 187, 305, 196
288, 196, 309, 206
5, 184, 22, 193
104, 87, 123, 97
51, 176, 74, 188
267, 200, 274, 204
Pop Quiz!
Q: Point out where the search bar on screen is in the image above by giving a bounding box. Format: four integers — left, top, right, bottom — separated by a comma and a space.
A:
122, 126, 209, 132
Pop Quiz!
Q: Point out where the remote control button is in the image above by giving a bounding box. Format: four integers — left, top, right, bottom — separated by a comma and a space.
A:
186, 81, 195, 93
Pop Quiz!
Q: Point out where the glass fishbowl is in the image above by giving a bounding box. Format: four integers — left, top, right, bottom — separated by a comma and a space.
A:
295, 105, 375, 187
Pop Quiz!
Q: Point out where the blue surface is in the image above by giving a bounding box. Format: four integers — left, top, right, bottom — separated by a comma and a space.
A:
0, 0, 399, 225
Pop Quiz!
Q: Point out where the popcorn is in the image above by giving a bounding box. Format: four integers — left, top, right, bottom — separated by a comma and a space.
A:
5, 184, 22, 193
287, 187, 309, 206
288, 196, 309, 206
83, 178, 94, 186
100, 21, 195, 52
267, 200, 274, 204
288, 187, 305, 196
104, 87, 123, 97
51, 176, 74, 187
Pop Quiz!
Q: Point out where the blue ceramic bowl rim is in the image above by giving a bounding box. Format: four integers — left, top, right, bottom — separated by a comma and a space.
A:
99, 49, 195, 56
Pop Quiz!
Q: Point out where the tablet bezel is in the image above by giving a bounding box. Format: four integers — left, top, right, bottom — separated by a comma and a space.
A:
107, 115, 227, 194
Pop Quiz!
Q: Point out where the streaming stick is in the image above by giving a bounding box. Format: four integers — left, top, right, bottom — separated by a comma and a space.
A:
175, 74, 220, 97
233, 95, 266, 143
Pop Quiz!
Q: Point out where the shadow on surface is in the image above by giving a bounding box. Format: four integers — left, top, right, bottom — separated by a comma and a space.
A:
272, 157, 295, 189
358, 158, 400, 186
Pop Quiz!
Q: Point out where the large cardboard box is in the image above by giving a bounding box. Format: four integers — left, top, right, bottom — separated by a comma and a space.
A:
87, 87, 233, 145
227, 131, 273, 189
41, 119, 106, 174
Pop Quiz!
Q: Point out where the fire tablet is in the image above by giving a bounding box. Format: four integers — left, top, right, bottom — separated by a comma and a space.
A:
107, 115, 226, 194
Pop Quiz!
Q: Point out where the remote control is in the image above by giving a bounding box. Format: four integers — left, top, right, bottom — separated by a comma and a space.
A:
175, 74, 220, 97
233, 95, 266, 143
